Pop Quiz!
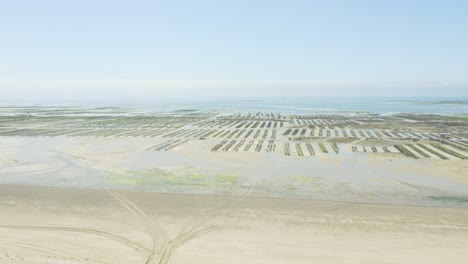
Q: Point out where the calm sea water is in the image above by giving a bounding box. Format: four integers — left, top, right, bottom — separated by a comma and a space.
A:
2, 97, 468, 115
131, 97, 468, 115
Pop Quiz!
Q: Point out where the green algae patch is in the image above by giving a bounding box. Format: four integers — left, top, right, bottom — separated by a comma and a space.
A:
289, 175, 320, 183
108, 168, 238, 190
427, 196, 468, 203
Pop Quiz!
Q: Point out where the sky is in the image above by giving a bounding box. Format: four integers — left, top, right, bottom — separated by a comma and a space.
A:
0, 0, 467, 101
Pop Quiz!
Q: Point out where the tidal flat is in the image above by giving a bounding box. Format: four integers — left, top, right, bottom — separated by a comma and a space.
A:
0, 106, 467, 263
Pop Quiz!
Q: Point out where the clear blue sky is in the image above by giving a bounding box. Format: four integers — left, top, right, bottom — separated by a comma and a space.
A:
0, 0, 467, 100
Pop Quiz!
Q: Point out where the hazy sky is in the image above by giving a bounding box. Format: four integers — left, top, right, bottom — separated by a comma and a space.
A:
0, 0, 467, 100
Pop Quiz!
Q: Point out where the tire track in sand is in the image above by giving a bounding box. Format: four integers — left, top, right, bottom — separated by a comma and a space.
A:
106, 191, 170, 264
157, 185, 256, 264
108, 184, 256, 264
0, 239, 111, 264
0, 224, 149, 255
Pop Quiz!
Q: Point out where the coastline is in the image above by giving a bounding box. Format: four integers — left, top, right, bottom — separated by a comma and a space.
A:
1, 184, 468, 264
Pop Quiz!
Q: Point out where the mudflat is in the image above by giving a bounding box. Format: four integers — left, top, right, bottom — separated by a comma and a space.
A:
1, 107, 467, 263
1, 184, 467, 264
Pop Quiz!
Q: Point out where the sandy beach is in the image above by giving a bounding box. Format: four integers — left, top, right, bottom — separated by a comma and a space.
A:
1, 184, 468, 264
2, 0, 468, 262
0, 107, 467, 263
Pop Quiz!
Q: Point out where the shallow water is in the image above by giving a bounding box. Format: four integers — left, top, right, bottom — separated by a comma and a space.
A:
139, 97, 468, 115
2, 97, 468, 115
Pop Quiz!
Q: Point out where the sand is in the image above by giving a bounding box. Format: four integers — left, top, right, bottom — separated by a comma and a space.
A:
1, 184, 468, 264
1, 136, 467, 207
1, 109, 468, 263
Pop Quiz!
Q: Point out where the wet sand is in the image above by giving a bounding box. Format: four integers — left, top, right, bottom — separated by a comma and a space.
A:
1, 184, 468, 264
1, 136, 467, 207
1, 109, 467, 263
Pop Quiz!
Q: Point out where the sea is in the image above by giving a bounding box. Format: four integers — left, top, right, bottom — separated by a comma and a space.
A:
1, 97, 468, 115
